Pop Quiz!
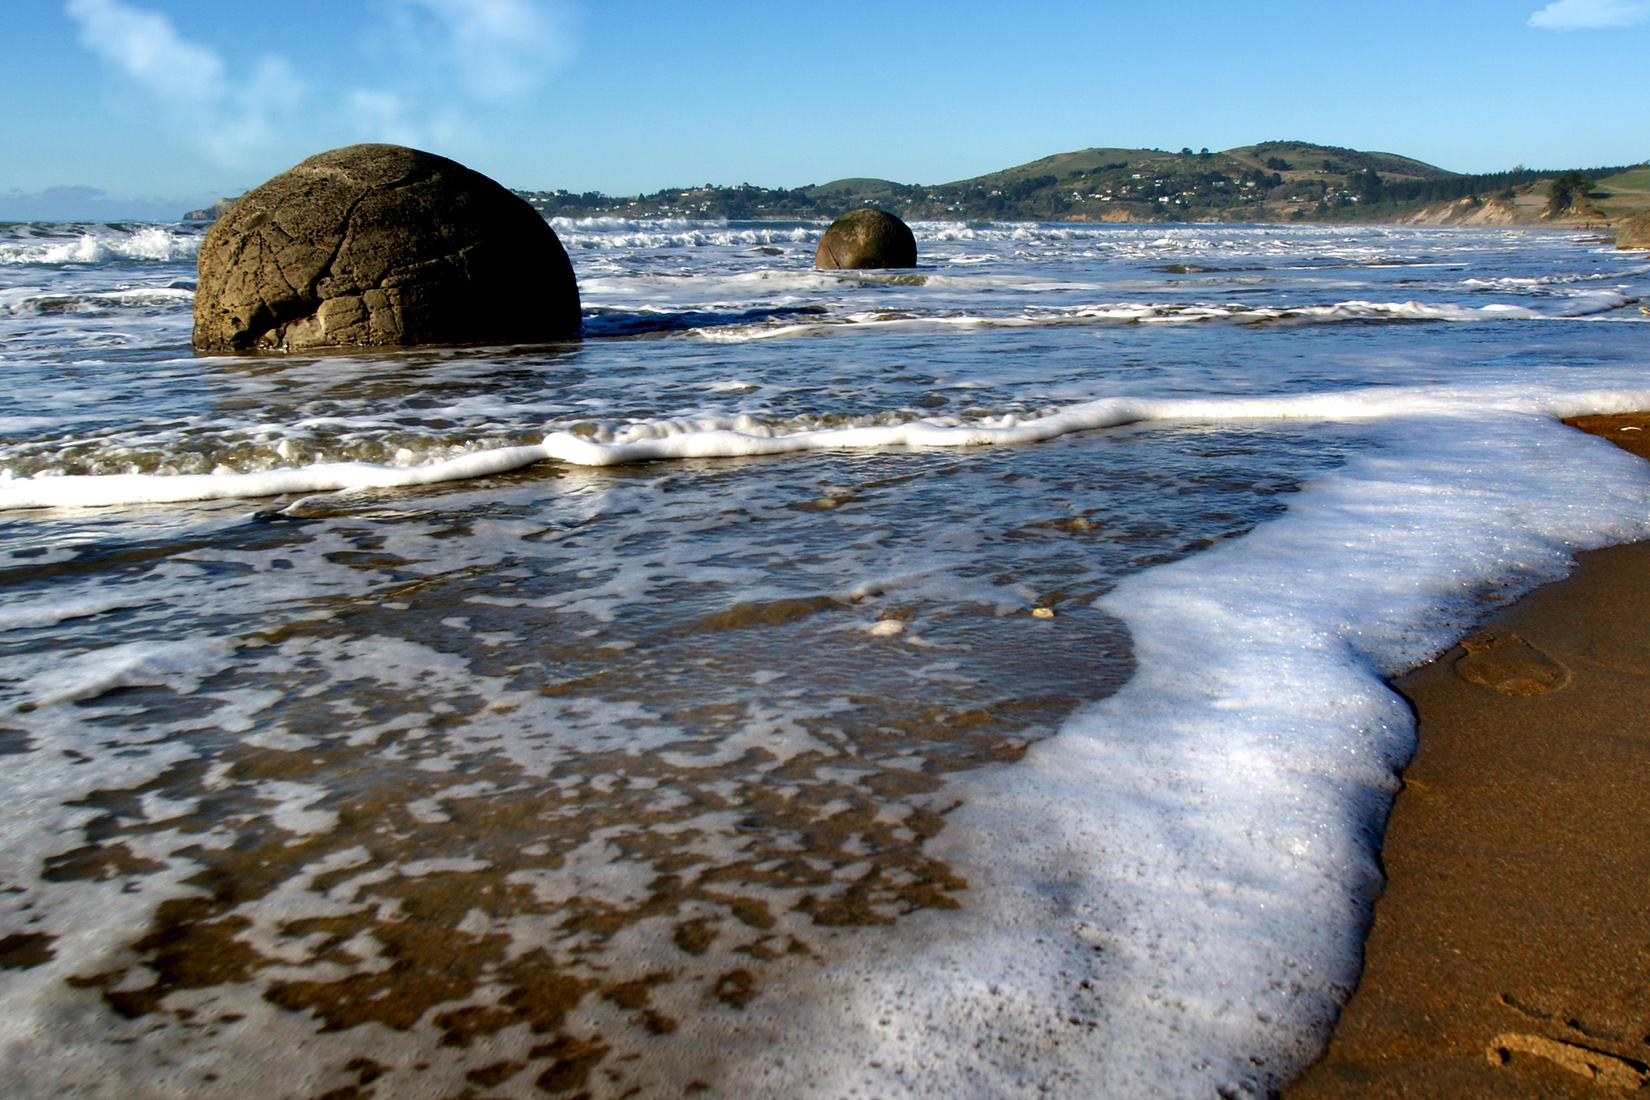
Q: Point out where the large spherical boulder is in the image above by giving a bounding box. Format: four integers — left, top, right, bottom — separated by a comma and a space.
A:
814, 208, 917, 270
1616, 211, 1650, 250
192, 144, 579, 351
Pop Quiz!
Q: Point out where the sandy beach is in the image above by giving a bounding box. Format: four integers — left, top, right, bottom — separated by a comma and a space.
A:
1286, 413, 1650, 1097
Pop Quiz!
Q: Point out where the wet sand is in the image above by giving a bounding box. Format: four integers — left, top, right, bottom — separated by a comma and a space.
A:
1286, 413, 1650, 1097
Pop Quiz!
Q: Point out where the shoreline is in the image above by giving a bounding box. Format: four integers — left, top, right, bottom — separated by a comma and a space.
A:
1285, 412, 1650, 1096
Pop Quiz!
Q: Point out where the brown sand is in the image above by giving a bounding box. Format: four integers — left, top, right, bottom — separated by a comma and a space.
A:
1285, 413, 1650, 1098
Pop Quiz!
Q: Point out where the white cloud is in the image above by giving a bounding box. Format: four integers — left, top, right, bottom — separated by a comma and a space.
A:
203, 55, 308, 166
65, 0, 224, 103
65, 0, 307, 168
345, 89, 421, 148
63, 0, 575, 171
1528, 0, 1650, 28
391, 0, 574, 101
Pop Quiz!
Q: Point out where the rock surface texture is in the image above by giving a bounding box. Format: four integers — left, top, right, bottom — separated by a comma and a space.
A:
192, 144, 580, 351
814, 208, 917, 270
1616, 211, 1650, 250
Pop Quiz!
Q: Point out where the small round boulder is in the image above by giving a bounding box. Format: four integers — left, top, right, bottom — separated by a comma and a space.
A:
814, 208, 917, 270
193, 144, 579, 351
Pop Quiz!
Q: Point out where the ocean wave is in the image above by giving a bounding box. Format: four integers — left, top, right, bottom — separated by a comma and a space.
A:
18, 637, 237, 708
10, 382, 1650, 511
579, 268, 846, 295
1080, 292, 1637, 324
1462, 263, 1650, 292
0, 442, 553, 510
550, 217, 815, 251
581, 303, 827, 337
0, 426, 549, 482
689, 293, 1641, 342
579, 267, 1100, 304
547, 217, 1428, 265
0, 225, 201, 266
2, 285, 195, 315
913, 221, 1404, 251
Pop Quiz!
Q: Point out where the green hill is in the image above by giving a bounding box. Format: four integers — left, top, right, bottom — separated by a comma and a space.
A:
909, 141, 1459, 221
513, 142, 1644, 226
944, 147, 1160, 187
1592, 165, 1650, 220
1222, 141, 1450, 181
807, 177, 905, 195
948, 141, 1451, 192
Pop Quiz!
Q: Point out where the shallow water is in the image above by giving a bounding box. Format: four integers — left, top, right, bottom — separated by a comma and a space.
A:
2, 219, 1649, 1097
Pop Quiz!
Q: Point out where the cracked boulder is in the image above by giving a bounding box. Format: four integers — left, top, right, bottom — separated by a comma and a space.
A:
192, 144, 580, 352
814, 208, 917, 270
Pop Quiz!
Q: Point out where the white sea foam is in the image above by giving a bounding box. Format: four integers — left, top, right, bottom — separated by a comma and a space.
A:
686, 293, 1640, 342
0, 594, 147, 631
257, 782, 341, 836
2, 286, 196, 315
550, 217, 814, 251
0, 227, 200, 266
1463, 264, 1650, 290
548, 216, 1459, 267
19, 637, 237, 707
610, 401, 1650, 1099
908, 411, 1650, 1095
537, 383, 1650, 466
9, 382, 1650, 511
0, 443, 551, 509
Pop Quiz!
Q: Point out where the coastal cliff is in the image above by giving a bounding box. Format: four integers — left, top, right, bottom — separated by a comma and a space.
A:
1400, 165, 1649, 240
1398, 193, 1527, 226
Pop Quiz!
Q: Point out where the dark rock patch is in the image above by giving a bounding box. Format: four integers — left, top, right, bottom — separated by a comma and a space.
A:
0, 932, 56, 970
192, 144, 579, 352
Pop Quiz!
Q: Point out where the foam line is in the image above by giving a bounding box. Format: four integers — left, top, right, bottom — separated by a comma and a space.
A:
0, 444, 550, 510
9, 384, 1650, 511
629, 406, 1650, 1098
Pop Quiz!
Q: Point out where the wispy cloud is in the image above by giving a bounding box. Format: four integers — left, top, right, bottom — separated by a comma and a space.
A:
63, 0, 575, 170
394, 0, 574, 101
65, 0, 306, 168
64, 0, 223, 102
1528, 0, 1650, 29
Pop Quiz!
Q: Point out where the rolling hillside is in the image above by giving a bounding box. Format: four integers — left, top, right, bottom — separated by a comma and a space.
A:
190, 140, 1640, 229
521, 140, 1477, 223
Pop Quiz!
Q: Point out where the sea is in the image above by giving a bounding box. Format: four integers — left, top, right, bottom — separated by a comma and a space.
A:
2, 217, 1649, 1098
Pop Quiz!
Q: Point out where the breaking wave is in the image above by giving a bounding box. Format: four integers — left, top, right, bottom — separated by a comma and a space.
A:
0, 224, 202, 266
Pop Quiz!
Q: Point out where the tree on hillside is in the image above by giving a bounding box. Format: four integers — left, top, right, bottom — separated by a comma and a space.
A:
1349, 168, 1383, 202
1545, 171, 1594, 217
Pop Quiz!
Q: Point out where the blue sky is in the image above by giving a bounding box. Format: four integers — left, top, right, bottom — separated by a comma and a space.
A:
3, 0, 1648, 219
